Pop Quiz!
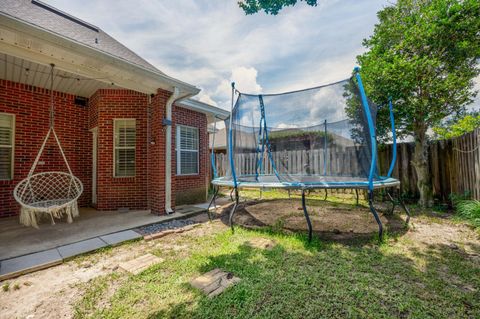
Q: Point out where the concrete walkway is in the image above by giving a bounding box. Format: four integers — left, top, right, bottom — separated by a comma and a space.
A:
0, 203, 212, 280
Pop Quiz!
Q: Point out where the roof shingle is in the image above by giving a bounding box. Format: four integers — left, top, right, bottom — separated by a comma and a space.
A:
0, 0, 162, 74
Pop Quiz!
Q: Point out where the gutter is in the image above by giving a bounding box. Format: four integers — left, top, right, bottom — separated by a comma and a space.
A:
177, 98, 230, 121
165, 87, 180, 214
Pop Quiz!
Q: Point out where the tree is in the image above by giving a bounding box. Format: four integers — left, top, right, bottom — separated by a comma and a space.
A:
357, 0, 480, 207
433, 112, 480, 139
238, 0, 317, 15
239, 0, 480, 207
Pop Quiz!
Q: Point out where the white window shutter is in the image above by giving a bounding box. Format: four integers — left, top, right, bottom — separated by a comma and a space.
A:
114, 119, 136, 177
0, 114, 14, 180
177, 125, 199, 175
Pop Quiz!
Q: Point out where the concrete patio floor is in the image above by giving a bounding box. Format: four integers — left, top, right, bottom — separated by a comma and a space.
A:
0, 206, 208, 261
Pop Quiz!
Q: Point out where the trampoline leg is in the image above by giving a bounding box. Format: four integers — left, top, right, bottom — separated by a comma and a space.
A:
229, 188, 239, 232
355, 189, 359, 206
207, 186, 219, 221
324, 189, 328, 201
398, 193, 411, 224
368, 191, 383, 241
301, 190, 313, 242
386, 191, 396, 215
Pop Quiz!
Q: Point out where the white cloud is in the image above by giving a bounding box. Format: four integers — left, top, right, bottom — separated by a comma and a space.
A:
195, 90, 218, 106
308, 84, 347, 123
277, 123, 299, 129
215, 66, 262, 101
45, 0, 386, 111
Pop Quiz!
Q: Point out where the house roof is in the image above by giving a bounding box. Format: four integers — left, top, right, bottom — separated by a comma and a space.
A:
0, 0, 199, 98
0, 0, 230, 122
0, 0, 160, 74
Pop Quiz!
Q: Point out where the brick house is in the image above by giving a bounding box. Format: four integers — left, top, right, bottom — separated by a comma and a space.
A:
0, 1, 229, 219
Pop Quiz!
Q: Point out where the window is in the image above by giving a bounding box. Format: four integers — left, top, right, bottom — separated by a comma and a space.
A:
177, 125, 199, 175
0, 113, 14, 180
114, 119, 136, 177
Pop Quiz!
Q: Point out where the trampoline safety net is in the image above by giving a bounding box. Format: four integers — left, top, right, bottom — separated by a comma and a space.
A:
221, 76, 387, 188
209, 72, 410, 241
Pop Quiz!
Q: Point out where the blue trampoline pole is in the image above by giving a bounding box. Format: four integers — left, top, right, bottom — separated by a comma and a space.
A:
228, 82, 240, 232
228, 82, 238, 189
255, 98, 266, 181
354, 66, 383, 240
354, 67, 376, 192
323, 119, 327, 176
210, 119, 218, 179
386, 97, 397, 178
259, 95, 281, 182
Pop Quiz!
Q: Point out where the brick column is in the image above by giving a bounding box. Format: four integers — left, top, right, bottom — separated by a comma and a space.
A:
148, 89, 170, 214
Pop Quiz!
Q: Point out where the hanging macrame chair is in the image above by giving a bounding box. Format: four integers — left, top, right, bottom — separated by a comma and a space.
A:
13, 64, 83, 228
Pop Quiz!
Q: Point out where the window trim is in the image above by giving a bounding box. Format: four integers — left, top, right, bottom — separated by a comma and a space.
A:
113, 118, 136, 178
0, 113, 15, 181
176, 125, 199, 176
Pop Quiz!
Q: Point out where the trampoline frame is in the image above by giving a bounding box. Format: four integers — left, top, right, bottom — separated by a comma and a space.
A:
208, 68, 410, 241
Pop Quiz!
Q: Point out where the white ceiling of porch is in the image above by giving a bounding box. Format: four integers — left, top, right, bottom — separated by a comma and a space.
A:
0, 53, 123, 97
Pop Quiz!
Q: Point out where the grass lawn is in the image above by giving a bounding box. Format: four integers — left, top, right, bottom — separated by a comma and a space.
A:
71, 190, 480, 319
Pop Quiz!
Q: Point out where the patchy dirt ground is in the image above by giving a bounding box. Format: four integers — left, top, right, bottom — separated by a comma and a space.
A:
0, 214, 218, 319
233, 198, 406, 240
1, 201, 479, 319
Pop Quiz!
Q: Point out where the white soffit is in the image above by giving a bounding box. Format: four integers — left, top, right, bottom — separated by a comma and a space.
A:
0, 53, 122, 97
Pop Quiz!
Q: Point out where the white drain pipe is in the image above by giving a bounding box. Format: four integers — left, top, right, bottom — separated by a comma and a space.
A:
165, 87, 179, 214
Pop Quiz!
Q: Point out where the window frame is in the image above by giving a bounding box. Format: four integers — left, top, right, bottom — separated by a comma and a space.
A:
113, 118, 136, 178
176, 124, 199, 176
0, 113, 15, 181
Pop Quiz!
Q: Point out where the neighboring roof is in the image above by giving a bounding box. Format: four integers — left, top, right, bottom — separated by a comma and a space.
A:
0, 0, 159, 74
209, 127, 227, 150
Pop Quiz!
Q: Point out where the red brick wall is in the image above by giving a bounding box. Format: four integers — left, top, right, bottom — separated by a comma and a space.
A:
0, 80, 91, 217
147, 91, 208, 213
172, 105, 208, 206
0, 80, 210, 218
90, 89, 149, 211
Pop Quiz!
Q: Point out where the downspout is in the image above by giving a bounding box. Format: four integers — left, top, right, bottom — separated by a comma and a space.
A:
165, 87, 179, 214
147, 94, 152, 211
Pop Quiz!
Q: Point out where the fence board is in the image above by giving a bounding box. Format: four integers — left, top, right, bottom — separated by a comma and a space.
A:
213, 128, 480, 201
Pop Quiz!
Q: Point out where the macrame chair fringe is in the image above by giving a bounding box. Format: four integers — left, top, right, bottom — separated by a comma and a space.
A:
18, 198, 80, 228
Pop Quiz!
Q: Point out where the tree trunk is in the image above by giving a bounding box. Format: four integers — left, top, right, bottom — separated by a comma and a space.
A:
412, 123, 433, 207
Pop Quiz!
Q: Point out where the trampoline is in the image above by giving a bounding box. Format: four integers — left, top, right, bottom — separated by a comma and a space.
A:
209, 67, 410, 240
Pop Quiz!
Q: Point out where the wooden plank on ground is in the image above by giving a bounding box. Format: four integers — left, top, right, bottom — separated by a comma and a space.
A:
190, 268, 241, 298
119, 253, 163, 275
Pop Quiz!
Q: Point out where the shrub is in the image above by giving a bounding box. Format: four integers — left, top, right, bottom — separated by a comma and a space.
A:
455, 200, 480, 228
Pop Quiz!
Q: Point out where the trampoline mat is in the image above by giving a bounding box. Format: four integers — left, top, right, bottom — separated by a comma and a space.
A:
212, 175, 400, 189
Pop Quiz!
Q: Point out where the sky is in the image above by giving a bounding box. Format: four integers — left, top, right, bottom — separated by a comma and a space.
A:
45, 0, 478, 112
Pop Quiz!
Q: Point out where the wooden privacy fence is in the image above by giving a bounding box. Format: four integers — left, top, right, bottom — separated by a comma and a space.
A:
377, 128, 480, 201
215, 148, 370, 177
213, 128, 480, 201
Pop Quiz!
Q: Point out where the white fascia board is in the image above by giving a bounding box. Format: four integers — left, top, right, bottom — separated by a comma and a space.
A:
0, 12, 199, 98
177, 98, 230, 122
